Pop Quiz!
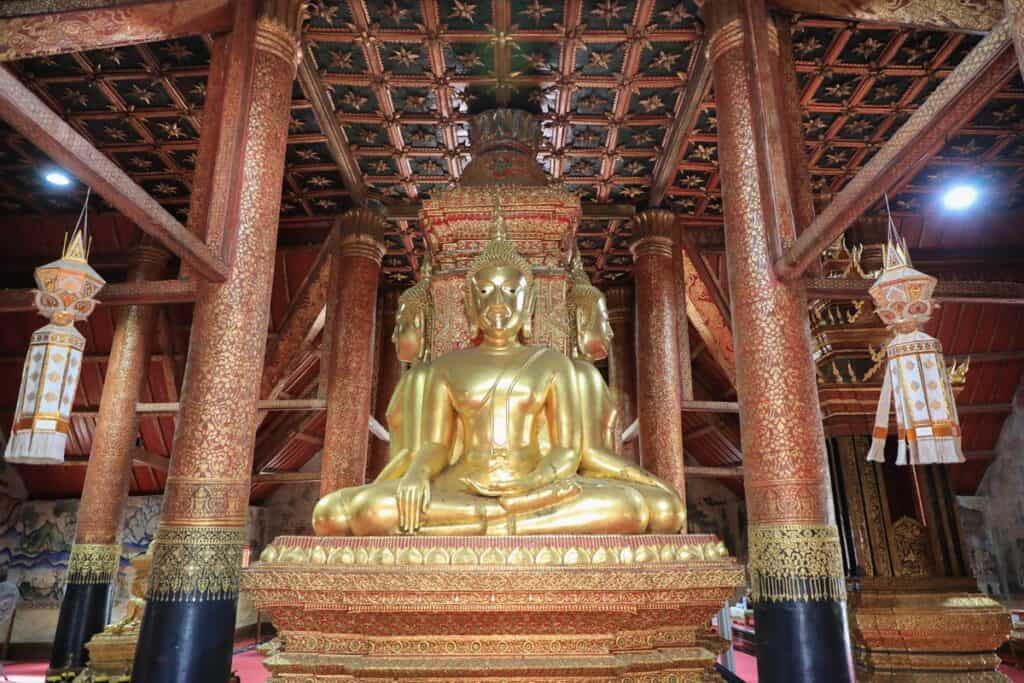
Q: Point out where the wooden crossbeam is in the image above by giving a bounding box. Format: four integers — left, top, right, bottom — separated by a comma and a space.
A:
253, 467, 746, 485
774, 25, 1017, 280
648, 41, 711, 206
769, 0, 1001, 33
295, 56, 368, 206
805, 278, 1024, 305
0, 279, 197, 313
0, 67, 229, 281
687, 465, 744, 479
0, 0, 233, 62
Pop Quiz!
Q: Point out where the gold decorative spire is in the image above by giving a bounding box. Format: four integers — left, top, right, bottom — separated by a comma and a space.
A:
881, 193, 911, 271
62, 226, 89, 263
466, 200, 533, 287
398, 251, 434, 310
568, 252, 601, 304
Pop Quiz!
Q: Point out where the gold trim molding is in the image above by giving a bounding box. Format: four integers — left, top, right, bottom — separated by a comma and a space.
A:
146, 525, 245, 602
66, 543, 120, 585
749, 523, 846, 602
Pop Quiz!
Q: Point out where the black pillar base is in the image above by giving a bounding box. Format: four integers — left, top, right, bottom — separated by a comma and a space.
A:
130, 596, 237, 683
754, 599, 854, 683
48, 582, 112, 674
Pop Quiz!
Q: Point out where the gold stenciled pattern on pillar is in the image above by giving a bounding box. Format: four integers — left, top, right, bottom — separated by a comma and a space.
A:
147, 526, 246, 601
151, 0, 302, 601
65, 543, 121, 585
748, 525, 846, 602
706, 9, 831, 526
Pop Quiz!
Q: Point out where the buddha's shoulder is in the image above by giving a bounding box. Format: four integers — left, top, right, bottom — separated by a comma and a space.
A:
522, 344, 574, 366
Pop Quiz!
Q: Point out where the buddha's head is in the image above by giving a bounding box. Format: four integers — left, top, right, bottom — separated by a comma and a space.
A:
568, 253, 612, 361
465, 206, 535, 343
393, 253, 433, 363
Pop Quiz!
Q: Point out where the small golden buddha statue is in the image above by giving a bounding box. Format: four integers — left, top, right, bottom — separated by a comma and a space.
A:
312, 213, 684, 536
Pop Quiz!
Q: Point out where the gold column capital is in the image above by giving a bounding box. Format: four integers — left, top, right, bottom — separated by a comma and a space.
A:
701, 0, 779, 61
255, 0, 307, 67
336, 208, 387, 263
133, 240, 172, 277
604, 283, 634, 320
629, 209, 678, 258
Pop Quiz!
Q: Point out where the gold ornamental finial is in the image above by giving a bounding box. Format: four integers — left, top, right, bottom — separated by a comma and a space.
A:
62, 227, 89, 263
466, 200, 533, 287
882, 192, 911, 271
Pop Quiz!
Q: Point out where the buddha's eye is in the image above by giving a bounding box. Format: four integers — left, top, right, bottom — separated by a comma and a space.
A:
503, 285, 517, 294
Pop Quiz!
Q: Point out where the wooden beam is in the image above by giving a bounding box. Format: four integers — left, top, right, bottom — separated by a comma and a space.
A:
0, 67, 229, 282
0, 0, 233, 62
769, 0, 1001, 32
381, 202, 638, 222
261, 235, 332, 400
958, 403, 1011, 415
805, 278, 1024, 305
0, 279, 197, 313
774, 26, 1016, 280
648, 40, 711, 207
296, 55, 368, 206
131, 447, 169, 471
687, 465, 744, 479
48, 398, 329, 419
681, 400, 740, 414
252, 471, 319, 485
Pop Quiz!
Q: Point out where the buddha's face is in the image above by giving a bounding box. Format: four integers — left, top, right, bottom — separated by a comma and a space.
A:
392, 302, 424, 362
470, 265, 531, 342
577, 295, 613, 361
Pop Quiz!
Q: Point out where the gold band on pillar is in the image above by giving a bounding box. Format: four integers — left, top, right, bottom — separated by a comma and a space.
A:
147, 526, 246, 602
255, 0, 306, 67
748, 524, 846, 602
65, 543, 121, 585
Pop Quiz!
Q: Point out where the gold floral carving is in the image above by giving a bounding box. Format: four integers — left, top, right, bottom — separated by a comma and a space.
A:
146, 526, 245, 601
258, 535, 729, 568
66, 543, 120, 585
748, 524, 846, 602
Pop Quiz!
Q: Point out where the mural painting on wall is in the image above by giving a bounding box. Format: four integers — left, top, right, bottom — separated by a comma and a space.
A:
960, 373, 1024, 599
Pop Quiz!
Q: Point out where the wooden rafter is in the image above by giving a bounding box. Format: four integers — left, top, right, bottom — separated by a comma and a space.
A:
775, 24, 1017, 280
0, 66, 228, 281
0, 279, 196, 312
805, 277, 1024, 304
769, 0, 1001, 33
0, 0, 233, 62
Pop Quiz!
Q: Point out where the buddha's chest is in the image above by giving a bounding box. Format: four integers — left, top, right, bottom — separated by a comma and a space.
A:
446, 356, 550, 417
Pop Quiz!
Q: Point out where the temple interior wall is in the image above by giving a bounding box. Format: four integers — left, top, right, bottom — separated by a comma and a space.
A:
0, 462, 268, 646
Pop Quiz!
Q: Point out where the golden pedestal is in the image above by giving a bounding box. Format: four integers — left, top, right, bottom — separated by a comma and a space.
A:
245, 534, 743, 682
850, 577, 1011, 681
82, 630, 136, 680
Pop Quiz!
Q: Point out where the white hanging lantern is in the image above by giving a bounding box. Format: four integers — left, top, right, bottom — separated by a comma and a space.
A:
865, 213, 963, 466
5, 201, 104, 465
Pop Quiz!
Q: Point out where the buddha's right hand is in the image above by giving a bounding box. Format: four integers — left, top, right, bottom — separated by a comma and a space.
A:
396, 467, 431, 532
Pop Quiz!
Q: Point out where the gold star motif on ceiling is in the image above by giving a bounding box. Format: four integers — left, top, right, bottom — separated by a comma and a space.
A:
129, 84, 157, 105
679, 173, 704, 188
390, 46, 421, 68
61, 88, 89, 108
521, 0, 553, 24
900, 37, 934, 65
823, 80, 855, 99
824, 149, 850, 165
104, 125, 129, 141
659, 2, 689, 24
164, 41, 193, 62
853, 37, 884, 59
622, 160, 646, 175
448, 0, 477, 22
101, 49, 125, 66
182, 152, 199, 166
157, 121, 188, 139
992, 103, 1019, 123
306, 175, 334, 189
631, 129, 655, 146
591, 0, 626, 27
404, 93, 428, 110
575, 129, 602, 146
871, 82, 900, 102
525, 51, 549, 70
289, 116, 305, 133
950, 138, 983, 156
152, 182, 179, 196
189, 82, 206, 101
129, 155, 153, 169
358, 129, 379, 145
619, 186, 645, 199
328, 50, 354, 71
382, 1, 410, 25
340, 90, 368, 110
456, 51, 484, 70
315, 198, 338, 210
650, 51, 681, 71
688, 143, 716, 161
793, 35, 822, 58
418, 159, 444, 175
638, 93, 665, 113
842, 117, 872, 137
369, 159, 392, 174
588, 51, 613, 69
577, 93, 607, 110
295, 148, 321, 162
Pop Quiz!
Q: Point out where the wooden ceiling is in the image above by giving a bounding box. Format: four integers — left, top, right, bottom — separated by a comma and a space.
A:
0, 0, 1021, 500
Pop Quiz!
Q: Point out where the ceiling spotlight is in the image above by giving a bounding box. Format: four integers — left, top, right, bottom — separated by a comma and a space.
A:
942, 184, 979, 211
44, 170, 72, 187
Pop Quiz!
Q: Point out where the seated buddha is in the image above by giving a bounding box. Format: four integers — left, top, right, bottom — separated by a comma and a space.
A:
312, 215, 685, 536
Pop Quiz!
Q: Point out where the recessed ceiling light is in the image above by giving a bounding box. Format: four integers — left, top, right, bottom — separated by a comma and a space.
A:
942, 184, 979, 211
44, 170, 72, 187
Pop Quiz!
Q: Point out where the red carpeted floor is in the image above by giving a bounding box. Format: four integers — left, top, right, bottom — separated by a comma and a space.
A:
4, 647, 1024, 682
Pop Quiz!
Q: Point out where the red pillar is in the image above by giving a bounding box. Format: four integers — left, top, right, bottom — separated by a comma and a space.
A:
630, 209, 686, 499
319, 209, 386, 495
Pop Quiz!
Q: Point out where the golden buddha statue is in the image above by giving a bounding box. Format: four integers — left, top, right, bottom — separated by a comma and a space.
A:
312, 213, 684, 536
